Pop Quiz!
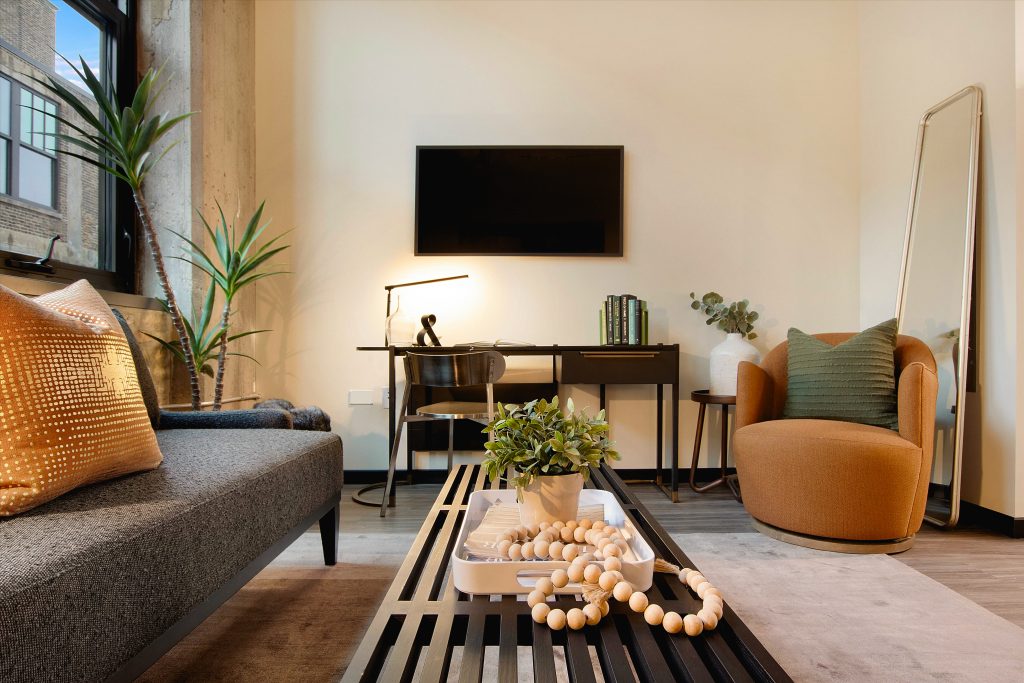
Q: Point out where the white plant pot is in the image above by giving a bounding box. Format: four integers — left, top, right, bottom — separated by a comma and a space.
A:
710, 333, 760, 396
519, 473, 584, 526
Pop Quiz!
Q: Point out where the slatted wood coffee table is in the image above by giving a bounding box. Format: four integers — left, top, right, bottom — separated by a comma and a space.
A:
342, 465, 790, 682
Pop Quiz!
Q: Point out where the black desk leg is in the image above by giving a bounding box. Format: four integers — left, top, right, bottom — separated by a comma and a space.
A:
671, 378, 680, 502
656, 384, 664, 486
388, 347, 396, 453
388, 348, 399, 504
599, 384, 606, 411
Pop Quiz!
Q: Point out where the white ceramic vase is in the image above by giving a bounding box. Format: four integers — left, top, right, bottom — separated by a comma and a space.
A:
519, 473, 584, 526
710, 333, 760, 396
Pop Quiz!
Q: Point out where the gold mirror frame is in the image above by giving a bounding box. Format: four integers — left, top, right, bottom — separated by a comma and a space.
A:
895, 85, 982, 528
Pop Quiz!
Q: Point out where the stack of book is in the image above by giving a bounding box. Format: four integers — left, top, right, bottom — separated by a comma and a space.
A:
600, 294, 649, 345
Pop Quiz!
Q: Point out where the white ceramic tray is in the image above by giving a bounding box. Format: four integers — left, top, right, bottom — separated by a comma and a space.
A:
452, 489, 654, 595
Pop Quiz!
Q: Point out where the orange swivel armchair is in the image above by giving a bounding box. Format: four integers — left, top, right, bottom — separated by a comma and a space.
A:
733, 334, 938, 553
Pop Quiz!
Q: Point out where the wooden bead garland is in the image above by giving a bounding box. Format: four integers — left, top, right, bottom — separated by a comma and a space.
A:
498, 518, 725, 638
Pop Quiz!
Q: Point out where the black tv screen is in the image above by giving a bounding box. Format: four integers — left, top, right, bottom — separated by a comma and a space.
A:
415, 146, 623, 256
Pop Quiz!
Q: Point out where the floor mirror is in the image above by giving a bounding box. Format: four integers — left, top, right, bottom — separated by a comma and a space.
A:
895, 85, 981, 528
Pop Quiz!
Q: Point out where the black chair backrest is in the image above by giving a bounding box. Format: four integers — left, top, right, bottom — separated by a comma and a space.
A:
405, 351, 506, 388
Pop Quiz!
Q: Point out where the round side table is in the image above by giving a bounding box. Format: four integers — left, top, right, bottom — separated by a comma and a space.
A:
689, 390, 740, 498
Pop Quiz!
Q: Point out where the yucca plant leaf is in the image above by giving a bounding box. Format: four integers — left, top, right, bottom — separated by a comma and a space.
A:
234, 271, 289, 290
226, 329, 270, 342
233, 245, 289, 282
54, 149, 131, 183
78, 57, 122, 137
153, 112, 194, 140
141, 332, 187, 363
236, 200, 266, 254
130, 68, 155, 120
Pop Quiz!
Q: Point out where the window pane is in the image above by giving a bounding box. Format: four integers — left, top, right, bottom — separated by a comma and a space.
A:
18, 147, 54, 207
0, 139, 8, 194
44, 111, 56, 153
0, 79, 9, 135
32, 106, 44, 149
54, 0, 102, 91
1, 0, 111, 273
20, 89, 31, 144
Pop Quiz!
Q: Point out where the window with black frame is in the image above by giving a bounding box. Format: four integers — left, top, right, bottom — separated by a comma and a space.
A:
0, 0, 135, 292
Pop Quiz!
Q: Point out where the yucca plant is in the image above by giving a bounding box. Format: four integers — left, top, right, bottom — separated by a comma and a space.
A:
144, 284, 264, 389
34, 58, 202, 408
176, 201, 288, 410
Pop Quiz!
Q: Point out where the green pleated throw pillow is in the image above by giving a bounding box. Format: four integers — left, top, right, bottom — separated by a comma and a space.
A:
783, 318, 899, 430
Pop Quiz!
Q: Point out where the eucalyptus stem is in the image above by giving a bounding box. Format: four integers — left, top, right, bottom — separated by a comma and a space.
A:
133, 191, 202, 410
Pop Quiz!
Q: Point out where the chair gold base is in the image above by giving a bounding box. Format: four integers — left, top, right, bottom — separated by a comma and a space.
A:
750, 519, 915, 555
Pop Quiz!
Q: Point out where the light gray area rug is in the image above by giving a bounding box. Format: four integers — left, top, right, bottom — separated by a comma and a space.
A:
674, 532, 1024, 682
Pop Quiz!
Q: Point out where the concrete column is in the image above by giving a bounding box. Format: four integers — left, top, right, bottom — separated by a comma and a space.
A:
136, 0, 258, 405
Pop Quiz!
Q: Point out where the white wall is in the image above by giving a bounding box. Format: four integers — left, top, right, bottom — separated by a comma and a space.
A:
254, 0, 863, 472
858, 0, 1019, 517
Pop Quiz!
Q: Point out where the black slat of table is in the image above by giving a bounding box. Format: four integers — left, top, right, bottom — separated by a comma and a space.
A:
341, 465, 791, 682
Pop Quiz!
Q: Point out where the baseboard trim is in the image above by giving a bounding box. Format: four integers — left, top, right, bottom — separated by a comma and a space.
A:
959, 500, 1024, 539
344, 467, 737, 486
926, 483, 1023, 538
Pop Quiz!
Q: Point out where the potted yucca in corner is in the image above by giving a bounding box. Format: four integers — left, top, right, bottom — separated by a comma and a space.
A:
482, 397, 619, 525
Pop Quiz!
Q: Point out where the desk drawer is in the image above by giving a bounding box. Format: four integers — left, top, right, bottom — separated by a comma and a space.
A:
560, 349, 677, 385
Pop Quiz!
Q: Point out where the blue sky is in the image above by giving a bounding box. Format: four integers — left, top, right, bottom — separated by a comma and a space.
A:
51, 0, 100, 90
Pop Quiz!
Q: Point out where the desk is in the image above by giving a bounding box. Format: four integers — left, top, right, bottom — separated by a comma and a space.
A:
355, 344, 681, 500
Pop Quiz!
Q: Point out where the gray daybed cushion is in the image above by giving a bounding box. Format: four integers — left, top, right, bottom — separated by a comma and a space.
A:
0, 429, 343, 682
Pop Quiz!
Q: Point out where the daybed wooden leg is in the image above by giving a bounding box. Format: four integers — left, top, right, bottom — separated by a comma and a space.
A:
319, 504, 339, 566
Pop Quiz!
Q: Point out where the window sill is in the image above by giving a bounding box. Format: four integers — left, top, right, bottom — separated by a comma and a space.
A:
0, 272, 162, 310
0, 193, 62, 218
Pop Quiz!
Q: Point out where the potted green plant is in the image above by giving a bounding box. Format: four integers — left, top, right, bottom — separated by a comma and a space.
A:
483, 396, 619, 525
690, 291, 760, 395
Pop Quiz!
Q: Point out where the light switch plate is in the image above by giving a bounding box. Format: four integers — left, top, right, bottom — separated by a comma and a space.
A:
348, 389, 374, 405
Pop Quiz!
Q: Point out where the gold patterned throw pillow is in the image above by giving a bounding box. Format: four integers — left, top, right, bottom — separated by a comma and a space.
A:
0, 280, 163, 515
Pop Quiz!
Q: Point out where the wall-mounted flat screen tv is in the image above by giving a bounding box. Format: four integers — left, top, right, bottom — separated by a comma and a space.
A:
415, 146, 624, 256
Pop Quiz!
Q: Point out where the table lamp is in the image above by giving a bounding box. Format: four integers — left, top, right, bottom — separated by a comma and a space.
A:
384, 274, 469, 345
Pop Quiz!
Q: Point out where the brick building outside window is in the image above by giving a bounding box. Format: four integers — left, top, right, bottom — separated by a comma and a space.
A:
0, 0, 102, 270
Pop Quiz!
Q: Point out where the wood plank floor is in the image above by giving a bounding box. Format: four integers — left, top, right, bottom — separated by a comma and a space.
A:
341, 480, 1024, 628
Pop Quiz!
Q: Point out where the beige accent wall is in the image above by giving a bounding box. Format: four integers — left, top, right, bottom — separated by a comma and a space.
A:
857, 0, 1019, 517
253, 0, 863, 471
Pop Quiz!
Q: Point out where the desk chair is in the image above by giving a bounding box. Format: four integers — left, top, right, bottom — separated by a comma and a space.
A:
381, 350, 506, 516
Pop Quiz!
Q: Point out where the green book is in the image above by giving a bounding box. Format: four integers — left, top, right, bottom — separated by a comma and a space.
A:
627, 298, 638, 345
599, 307, 607, 345
641, 305, 649, 345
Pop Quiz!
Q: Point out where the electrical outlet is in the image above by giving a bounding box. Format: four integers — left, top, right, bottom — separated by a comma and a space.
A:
348, 389, 374, 405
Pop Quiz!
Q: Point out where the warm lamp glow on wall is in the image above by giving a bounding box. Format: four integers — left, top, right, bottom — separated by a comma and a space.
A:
384, 274, 469, 345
